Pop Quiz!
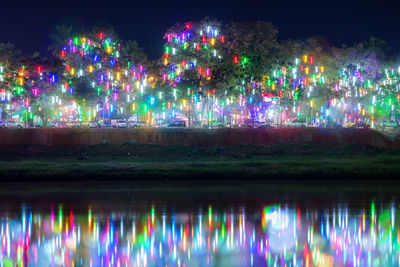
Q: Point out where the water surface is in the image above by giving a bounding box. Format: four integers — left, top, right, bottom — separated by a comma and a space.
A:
0, 195, 398, 266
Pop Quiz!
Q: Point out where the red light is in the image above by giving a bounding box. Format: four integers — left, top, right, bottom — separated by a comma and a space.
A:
202, 35, 206, 43
310, 56, 314, 64
99, 32, 103, 39
233, 55, 239, 64
185, 23, 191, 29
221, 36, 225, 43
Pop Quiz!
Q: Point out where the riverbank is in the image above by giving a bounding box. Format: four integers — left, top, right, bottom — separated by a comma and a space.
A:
0, 127, 398, 147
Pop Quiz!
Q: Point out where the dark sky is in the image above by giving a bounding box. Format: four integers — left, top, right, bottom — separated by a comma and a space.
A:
1, 0, 398, 59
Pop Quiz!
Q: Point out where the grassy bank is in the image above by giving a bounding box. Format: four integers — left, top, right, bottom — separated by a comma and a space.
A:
1, 143, 400, 181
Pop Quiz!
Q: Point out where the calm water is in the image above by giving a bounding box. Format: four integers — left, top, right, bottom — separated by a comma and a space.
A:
0, 200, 398, 267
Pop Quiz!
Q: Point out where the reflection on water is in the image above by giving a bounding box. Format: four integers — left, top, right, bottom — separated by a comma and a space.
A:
0, 202, 398, 266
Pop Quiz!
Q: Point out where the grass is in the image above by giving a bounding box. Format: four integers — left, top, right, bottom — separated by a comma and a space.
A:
0, 142, 400, 181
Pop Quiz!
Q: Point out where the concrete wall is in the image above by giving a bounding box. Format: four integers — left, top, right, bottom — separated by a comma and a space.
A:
0, 128, 397, 148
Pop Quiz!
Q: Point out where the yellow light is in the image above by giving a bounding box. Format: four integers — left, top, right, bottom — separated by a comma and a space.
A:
164, 58, 168, 66
303, 55, 308, 63
88, 65, 93, 73
320, 66, 324, 73
305, 67, 309, 75
70, 68, 75, 75
116, 72, 121, 81
132, 103, 135, 111
211, 38, 215, 46
106, 47, 112, 54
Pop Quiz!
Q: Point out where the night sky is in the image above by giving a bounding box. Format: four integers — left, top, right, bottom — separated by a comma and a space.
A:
1, 0, 398, 59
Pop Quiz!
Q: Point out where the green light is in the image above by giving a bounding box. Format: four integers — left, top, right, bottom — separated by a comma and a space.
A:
371, 202, 375, 222
59, 206, 63, 230
16, 86, 24, 95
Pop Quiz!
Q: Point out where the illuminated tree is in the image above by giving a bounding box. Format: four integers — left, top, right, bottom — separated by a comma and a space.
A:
160, 18, 226, 126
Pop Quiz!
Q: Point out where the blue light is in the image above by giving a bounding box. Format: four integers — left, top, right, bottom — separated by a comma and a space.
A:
50, 74, 57, 84
93, 54, 99, 63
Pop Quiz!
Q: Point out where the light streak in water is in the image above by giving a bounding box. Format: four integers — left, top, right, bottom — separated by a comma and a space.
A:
0, 202, 399, 266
